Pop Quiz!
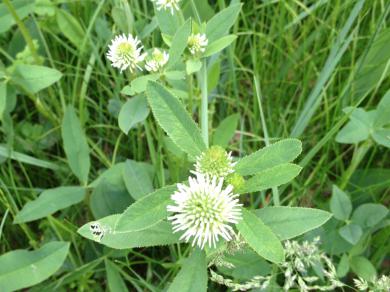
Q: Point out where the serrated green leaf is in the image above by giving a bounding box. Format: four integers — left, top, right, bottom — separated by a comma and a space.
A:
146, 81, 206, 158
330, 185, 352, 221
11, 64, 62, 94
235, 139, 302, 176
351, 203, 388, 228
14, 186, 85, 223
338, 223, 362, 245
204, 35, 237, 57
212, 113, 239, 148
167, 249, 207, 292
206, 3, 242, 43
61, 105, 90, 185
254, 207, 332, 240
167, 19, 191, 68
0, 241, 69, 292
243, 163, 302, 193
105, 260, 127, 292
118, 95, 149, 134
78, 215, 180, 249
237, 209, 284, 263
115, 185, 176, 233
122, 159, 154, 200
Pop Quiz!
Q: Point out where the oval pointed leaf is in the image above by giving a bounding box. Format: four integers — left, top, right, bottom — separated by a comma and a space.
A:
0, 241, 70, 291
14, 186, 85, 223
339, 223, 362, 245
243, 163, 302, 193
235, 139, 302, 176
254, 207, 332, 240
330, 185, 352, 221
115, 185, 176, 233
61, 105, 90, 184
118, 95, 149, 134
167, 249, 207, 292
237, 209, 284, 263
78, 215, 180, 249
146, 81, 206, 158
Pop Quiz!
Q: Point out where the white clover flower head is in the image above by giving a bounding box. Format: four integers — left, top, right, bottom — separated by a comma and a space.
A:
106, 34, 146, 73
152, 0, 181, 14
145, 48, 169, 72
167, 174, 242, 249
188, 33, 208, 55
194, 146, 236, 178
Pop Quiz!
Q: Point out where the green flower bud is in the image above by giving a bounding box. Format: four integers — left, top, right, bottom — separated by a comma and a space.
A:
195, 146, 235, 178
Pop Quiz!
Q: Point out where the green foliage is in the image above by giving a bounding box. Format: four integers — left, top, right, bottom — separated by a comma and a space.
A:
0, 241, 69, 292
350, 256, 377, 281
167, 249, 207, 292
204, 35, 237, 57
14, 186, 85, 223
122, 159, 154, 200
167, 19, 191, 68
330, 185, 352, 221
212, 113, 239, 148
118, 95, 149, 134
105, 260, 128, 292
237, 209, 284, 264
56, 9, 86, 50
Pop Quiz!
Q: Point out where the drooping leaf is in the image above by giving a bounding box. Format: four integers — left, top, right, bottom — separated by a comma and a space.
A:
122, 159, 154, 200
11, 64, 62, 94
14, 186, 85, 223
167, 249, 207, 292
105, 260, 127, 292
350, 256, 377, 281
78, 215, 180, 249
351, 203, 388, 228
167, 19, 191, 68
0, 241, 69, 291
206, 3, 242, 43
237, 209, 284, 264
338, 223, 362, 245
146, 81, 206, 159
115, 185, 176, 233
254, 207, 332, 240
243, 163, 302, 193
118, 95, 149, 134
212, 113, 239, 148
330, 185, 352, 221
56, 9, 86, 49
61, 105, 90, 185
203, 35, 237, 57
235, 139, 302, 176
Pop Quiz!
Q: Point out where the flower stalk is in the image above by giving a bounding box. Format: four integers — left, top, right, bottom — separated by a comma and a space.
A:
201, 59, 209, 147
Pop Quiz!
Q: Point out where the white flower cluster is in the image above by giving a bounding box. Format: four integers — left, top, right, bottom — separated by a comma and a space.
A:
354, 275, 390, 292
282, 237, 344, 291
107, 35, 169, 73
188, 33, 208, 55
151, 0, 181, 14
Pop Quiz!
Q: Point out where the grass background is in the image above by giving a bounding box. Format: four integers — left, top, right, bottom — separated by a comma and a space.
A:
0, 0, 389, 290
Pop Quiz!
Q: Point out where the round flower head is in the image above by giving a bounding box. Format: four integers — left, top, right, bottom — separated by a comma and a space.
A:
145, 48, 169, 72
152, 0, 181, 14
188, 33, 208, 55
106, 34, 146, 73
194, 146, 236, 178
167, 174, 242, 249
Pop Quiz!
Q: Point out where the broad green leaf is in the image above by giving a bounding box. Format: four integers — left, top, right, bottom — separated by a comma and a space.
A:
351, 203, 388, 228
0, 241, 69, 292
115, 185, 176, 233
0, 81, 6, 120
254, 207, 332, 240
372, 129, 390, 148
338, 223, 362, 245
78, 215, 180, 249
243, 163, 302, 193
186, 59, 202, 75
122, 159, 154, 200
335, 119, 369, 144
237, 209, 284, 264
56, 9, 85, 49
11, 64, 62, 94
0, 0, 34, 34
167, 19, 191, 68
146, 81, 206, 158
14, 186, 85, 223
330, 185, 352, 221
350, 256, 377, 281
105, 260, 127, 292
121, 74, 159, 96
167, 249, 207, 292
374, 90, 390, 127
203, 35, 237, 57
212, 114, 239, 148
235, 139, 302, 176
118, 95, 149, 134
206, 3, 242, 43
155, 6, 180, 35
61, 105, 90, 184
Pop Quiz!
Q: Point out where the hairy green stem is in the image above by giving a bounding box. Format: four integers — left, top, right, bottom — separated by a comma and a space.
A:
201, 59, 209, 147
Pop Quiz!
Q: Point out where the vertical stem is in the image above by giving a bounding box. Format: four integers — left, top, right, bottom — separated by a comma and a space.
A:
201, 59, 209, 147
